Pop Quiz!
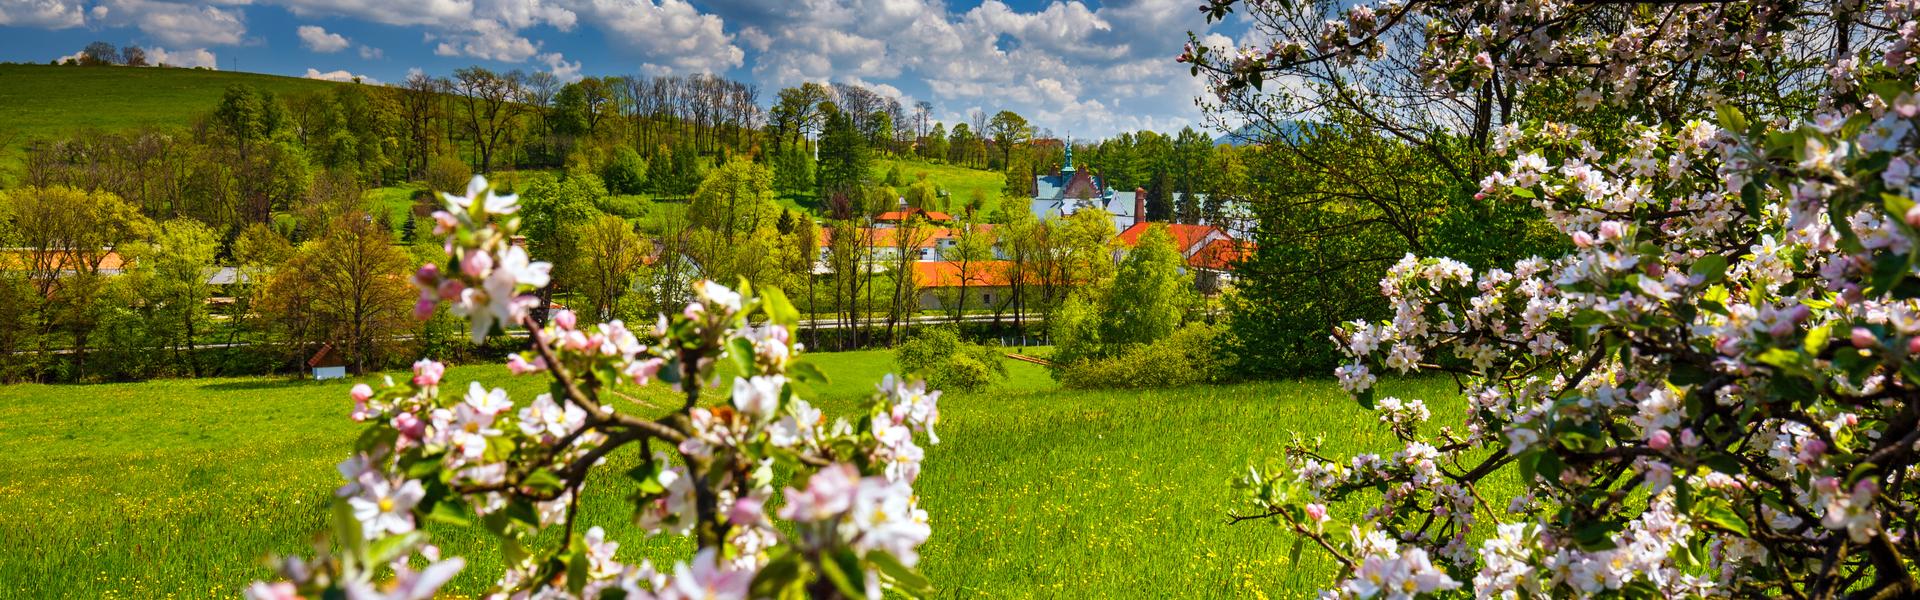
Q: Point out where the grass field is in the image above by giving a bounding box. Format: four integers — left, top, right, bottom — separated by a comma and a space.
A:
874, 157, 1010, 217
0, 64, 348, 184
0, 346, 1463, 598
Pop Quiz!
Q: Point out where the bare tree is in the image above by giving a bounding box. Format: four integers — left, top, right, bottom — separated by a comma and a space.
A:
451, 67, 526, 174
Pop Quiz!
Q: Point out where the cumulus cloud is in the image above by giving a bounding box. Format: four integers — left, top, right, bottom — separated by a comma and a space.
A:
359, 45, 384, 60
305, 67, 378, 83
148, 47, 219, 69
98, 0, 248, 47
433, 19, 541, 62
572, 0, 743, 74
538, 52, 582, 83
0, 0, 88, 28
297, 25, 350, 53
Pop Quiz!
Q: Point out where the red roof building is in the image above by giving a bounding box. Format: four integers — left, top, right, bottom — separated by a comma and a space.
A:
1115, 222, 1249, 274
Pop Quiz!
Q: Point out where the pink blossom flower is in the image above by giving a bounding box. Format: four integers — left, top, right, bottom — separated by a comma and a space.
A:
348, 477, 424, 538
411, 359, 445, 387
626, 357, 664, 385
554, 309, 577, 330
1648, 429, 1671, 450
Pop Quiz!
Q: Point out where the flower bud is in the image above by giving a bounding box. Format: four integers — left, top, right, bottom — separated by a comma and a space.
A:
461, 250, 494, 278
1852, 327, 1879, 349
414, 297, 436, 321
1680, 428, 1701, 448
1305, 502, 1329, 523
1906, 204, 1920, 229
411, 359, 445, 387
1908, 337, 1920, 356
729, 496, 765, 525
350, 383, 374, 403
554, 310, 578, 331
1648, 430, 1672, 450
1570, 231, 1595, 248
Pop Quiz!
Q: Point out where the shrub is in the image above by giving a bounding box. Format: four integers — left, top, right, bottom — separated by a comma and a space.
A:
1058, 323, 1227, 390
423, 153, 471, 195
601, 146, 648, 195
895, 326, 1008, 392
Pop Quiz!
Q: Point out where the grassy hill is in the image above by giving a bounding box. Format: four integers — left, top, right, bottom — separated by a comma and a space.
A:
0, 346, 1470, 597
0, 64, 350, 176
0, 64, 344, 136
873, 157, 1010, 216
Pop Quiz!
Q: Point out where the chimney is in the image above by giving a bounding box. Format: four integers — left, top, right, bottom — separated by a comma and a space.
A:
1134, 187, 1146, 226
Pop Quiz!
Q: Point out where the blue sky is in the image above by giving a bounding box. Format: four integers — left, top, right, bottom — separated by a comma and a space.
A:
0, 0, 1249, 138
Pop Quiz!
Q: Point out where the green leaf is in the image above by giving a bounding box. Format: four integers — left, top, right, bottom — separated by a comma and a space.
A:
868, 550, 933, 597
1701, 503, 1750, 537
760, 287, 800, 327
790, 360, 830, 386
1509, 186, 1536, 199
1804, 323, 1834, 355
1702, 454, 1742, 475
729, 336, 757, 377
523, 469, 565, 495
816, 549, 866, 598
1714, 105, 1749, 133
1689, 255, 1729, 284
750, 551, 806, 599
1287, 537, 1305, 566
427, 498, 472, 526
1355, 388, 1375, 410
369, 531, 424, 565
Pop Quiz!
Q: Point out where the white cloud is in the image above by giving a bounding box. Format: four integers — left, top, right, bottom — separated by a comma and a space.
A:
147, 47, 219, 69
538, 52, 582, 83
98, 0, 249, 47
305, 67, 379, 83
359, 45, 384, 60
571, 0, 743, 74
297, 25, 350, 53
0, 0, 88, 28
433, 19, 541, 62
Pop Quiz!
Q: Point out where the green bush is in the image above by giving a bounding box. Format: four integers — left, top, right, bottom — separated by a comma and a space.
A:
1058, 323, 1229, 390
894, 326, 1007, 392
602, 146, 648, 195
424, 153, 472, 196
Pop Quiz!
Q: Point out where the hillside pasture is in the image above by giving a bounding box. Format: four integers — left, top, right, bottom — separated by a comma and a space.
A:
0, 347, 1460, 598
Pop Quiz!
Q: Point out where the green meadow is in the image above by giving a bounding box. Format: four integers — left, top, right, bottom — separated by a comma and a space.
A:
0, 64, 346, 182
0, 350, 1459, 598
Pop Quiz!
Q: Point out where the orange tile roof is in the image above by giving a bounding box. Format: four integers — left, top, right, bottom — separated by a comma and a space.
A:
1116, 222, 1226, 253
912, 260, 1015, 288
876, 208, 953, 222
820, 225, 996, 251
1190, 238, 1246, 271
0, 249, 127, 273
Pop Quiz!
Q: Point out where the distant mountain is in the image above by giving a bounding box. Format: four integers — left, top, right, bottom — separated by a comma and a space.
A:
1213, 120, 1315, 146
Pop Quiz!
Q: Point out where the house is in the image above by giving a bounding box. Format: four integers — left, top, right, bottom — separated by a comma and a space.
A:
1114, 222, 1252, 293
307, 343, 348, 380
817, 224, 1004, 264
1026, 145, 1256, 237
912, 260, 1015, 311
1028, 145, 1145, 233
875, 207, 952, 227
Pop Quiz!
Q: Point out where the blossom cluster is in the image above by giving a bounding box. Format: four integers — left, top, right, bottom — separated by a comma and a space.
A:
1221, 5, 1920, 597
246, 177, 943, 599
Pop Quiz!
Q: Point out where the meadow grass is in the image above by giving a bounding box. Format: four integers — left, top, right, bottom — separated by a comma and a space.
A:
873, 158, 1009, 216
0, 64, 347, 184
0, 349, 1460, 598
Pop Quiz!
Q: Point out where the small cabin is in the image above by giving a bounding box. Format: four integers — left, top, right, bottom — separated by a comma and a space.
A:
307, 343, 348, 380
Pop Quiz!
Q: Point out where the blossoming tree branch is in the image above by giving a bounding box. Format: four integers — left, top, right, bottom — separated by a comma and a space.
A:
1187, 0, 1920, 598
244, 177, 942, 599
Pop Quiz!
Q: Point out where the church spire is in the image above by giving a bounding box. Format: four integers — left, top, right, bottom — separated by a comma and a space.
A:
1063, 142, 1074, 172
